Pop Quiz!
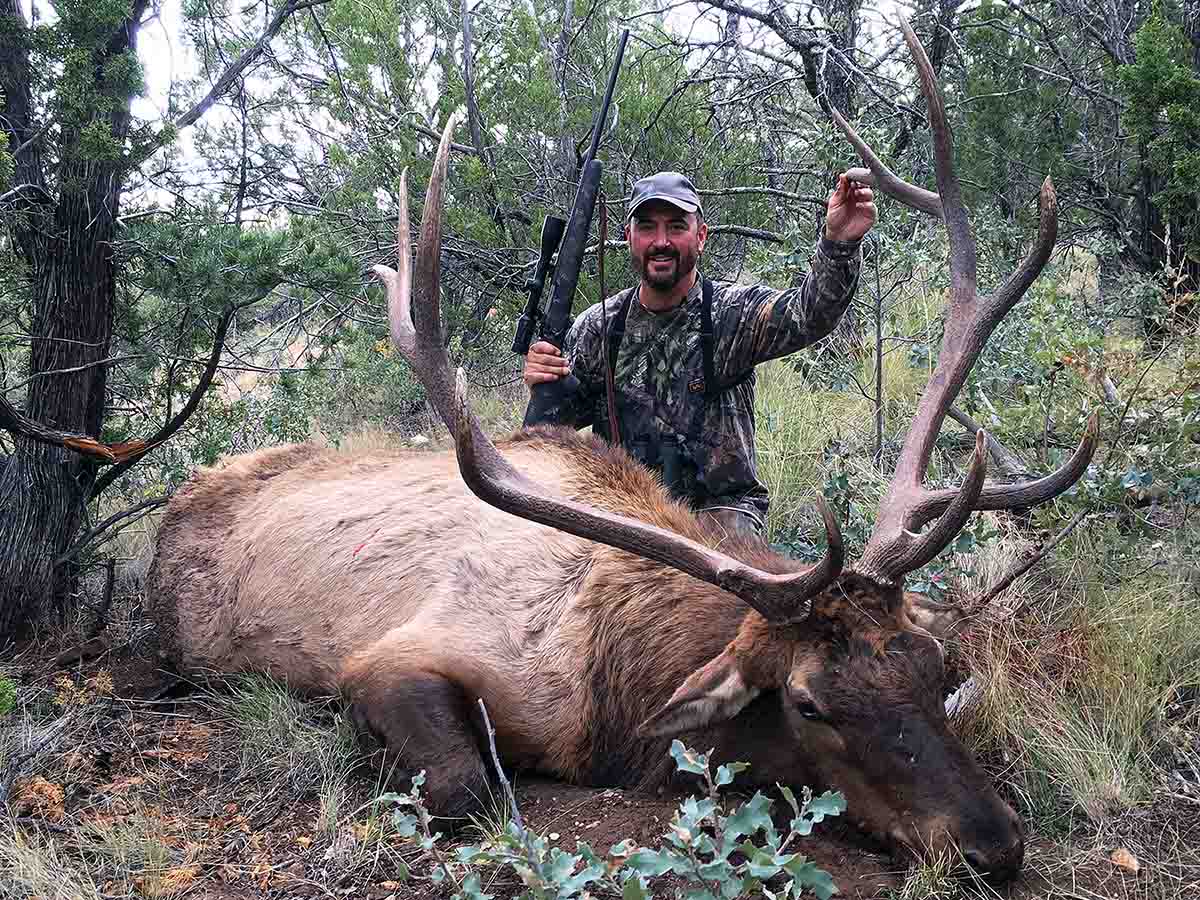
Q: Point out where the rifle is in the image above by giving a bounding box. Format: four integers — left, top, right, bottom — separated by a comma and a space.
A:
516, 28, 629, 427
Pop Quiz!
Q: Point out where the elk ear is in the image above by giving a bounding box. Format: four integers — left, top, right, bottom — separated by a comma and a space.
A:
637, 646, 759, 738
904, 592, 969, 639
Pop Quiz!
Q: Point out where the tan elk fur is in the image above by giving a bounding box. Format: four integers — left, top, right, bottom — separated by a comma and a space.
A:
149, 427, 801, 782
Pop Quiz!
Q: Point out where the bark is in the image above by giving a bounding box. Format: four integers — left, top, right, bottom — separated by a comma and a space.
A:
0, 0, 308, 640
799, 0, 861, 118
0, 0, 144, 635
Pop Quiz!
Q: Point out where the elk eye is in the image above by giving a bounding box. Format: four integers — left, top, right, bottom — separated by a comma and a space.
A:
794, 699, 825, 722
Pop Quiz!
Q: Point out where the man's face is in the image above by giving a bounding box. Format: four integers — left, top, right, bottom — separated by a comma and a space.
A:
626, 201, 708, 291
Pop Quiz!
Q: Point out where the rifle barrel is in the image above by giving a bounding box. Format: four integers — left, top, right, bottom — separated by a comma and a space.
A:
584, 29, 630, 166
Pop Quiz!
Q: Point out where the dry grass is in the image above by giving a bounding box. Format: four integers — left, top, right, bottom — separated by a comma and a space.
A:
886, 846, 1004, 900
0, 823, 106, 900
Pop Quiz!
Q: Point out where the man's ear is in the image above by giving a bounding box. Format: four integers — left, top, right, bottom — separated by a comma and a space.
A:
696, 217, 708, 252
637, 645, 759, 738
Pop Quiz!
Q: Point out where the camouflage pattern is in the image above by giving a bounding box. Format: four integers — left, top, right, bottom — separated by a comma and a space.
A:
554, 236, 862, 528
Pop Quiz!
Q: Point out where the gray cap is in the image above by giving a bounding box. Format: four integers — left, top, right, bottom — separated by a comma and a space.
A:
627, 171, 703, 220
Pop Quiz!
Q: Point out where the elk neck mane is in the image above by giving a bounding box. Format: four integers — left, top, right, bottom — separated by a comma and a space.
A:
503, 425, 814, 787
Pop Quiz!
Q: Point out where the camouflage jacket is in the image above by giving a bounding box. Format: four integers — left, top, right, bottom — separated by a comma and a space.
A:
555, 236, 863, 523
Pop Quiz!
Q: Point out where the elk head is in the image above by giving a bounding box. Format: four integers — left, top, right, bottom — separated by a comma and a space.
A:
374, 20, 1096, 884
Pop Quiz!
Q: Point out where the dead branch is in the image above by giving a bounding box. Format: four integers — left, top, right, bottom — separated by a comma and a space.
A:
91, 301, 244, 498
974, 507, 1091, 610
54, 496, 167, 567
176, 0, 331, 130
947, 405, 1033, 480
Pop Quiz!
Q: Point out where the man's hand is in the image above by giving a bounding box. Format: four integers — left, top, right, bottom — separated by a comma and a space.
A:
824, 173, 877, 242
524, 340, 572, 387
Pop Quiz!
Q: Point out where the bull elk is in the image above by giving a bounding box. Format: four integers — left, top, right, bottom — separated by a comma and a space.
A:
134, 21, 1101, 884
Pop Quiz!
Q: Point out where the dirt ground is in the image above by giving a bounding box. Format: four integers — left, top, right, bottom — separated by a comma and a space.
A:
3, 633, 1193, 900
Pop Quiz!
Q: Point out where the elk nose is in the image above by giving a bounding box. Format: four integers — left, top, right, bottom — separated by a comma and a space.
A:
963, 833, 1025, 883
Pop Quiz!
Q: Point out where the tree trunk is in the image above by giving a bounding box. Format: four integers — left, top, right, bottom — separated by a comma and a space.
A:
0, 155, 125, 635
0, 0, 141, 639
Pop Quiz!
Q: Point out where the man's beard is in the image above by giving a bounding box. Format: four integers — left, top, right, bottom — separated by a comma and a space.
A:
639, 247, 697, 290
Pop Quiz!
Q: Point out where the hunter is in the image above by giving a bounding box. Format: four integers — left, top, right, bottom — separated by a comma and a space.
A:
523, 171, 876, 535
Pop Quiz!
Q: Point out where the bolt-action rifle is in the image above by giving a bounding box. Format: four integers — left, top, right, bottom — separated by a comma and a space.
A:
514, 28, 629, 427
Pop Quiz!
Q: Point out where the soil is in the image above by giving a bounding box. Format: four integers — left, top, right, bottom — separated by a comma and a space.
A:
3, 632, 1194, 900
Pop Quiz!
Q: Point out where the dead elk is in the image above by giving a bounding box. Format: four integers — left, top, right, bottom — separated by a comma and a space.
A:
144, 22, 1097, 884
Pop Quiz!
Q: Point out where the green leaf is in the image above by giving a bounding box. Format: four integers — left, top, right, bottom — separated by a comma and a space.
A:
624, 848, 676, 877
558, 862, 607, 896
679, 795, 719, 829
391, 811, 418, 837
714, 761, 750, 787
743, 847, 785, 879
457, 872, 494, 900
806, 791, 846, 822
456, 844, 486, 864
546, 848, 580, 883
784, 856, 839, 900
696, 858, 736, 882
722, 791, 775, 845
610, 839, 637, 857
670, 739, 710, 776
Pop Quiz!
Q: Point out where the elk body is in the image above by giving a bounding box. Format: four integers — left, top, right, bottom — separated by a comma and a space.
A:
141, 23, 1098, 884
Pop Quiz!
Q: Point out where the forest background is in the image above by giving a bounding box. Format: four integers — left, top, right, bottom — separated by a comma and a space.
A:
0, 0, 1198, 896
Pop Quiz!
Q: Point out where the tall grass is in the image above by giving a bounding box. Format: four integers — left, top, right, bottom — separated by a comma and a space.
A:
0, 826, 105, 900
956, 560, 1200, 833
207, 675, 358, 803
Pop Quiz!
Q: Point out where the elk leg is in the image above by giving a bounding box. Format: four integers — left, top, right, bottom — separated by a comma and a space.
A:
339, 640, 491, 826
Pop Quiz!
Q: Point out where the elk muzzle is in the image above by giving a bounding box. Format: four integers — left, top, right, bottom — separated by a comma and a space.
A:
889, 795, 1024, 883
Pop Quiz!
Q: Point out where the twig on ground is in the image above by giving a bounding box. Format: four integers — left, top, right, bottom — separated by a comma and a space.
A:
477, 698, 542, 876
974, 507, 1091, 612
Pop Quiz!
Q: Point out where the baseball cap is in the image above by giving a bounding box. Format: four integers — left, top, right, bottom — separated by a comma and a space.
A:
627, 171, 703, 220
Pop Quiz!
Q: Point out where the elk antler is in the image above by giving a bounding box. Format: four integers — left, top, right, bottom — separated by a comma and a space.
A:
374, 121, 843, 623
831, 18, 1098, 584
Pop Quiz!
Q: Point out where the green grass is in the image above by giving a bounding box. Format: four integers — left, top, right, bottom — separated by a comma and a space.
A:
886, 846, 1004, 900
207, 675, 358, 801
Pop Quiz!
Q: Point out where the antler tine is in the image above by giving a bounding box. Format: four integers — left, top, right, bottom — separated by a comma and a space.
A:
380, 120, 844, 622
906, 412, 1099, 530
858, 431, 987, 579
898, 17, 976, 303
834, 21, 1090, 584
830, 111, 943, 220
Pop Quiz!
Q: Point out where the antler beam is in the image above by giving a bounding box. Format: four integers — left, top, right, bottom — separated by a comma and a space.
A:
831, 18, 1096, 583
